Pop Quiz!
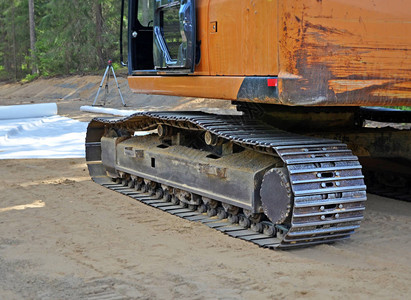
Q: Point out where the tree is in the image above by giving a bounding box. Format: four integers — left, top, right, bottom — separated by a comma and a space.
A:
28, 0, 38, 74
95, 0, 104, 68
0, 0, 125, 80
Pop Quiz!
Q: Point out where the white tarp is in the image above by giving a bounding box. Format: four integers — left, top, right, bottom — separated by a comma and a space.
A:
80, 105, 141, 116
0, 103, 58, 119
0, 103, 88, 159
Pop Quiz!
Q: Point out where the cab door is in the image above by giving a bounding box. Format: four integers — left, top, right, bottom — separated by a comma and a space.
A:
153, 0, 196, 73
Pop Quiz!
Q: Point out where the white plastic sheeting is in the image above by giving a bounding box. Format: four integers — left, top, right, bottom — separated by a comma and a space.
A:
80, 105, 141, 116
0, 103, 87, 159
0, 103, 58, 120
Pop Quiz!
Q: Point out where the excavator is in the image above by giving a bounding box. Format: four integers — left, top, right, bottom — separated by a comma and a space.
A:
85, 0, 411, 249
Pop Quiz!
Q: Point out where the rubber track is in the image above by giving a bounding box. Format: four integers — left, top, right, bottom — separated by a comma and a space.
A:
86, 112, 367, 249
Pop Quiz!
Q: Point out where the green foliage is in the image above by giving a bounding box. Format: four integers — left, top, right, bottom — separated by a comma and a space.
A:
111, 62, 124, 71
22, 72, 39, 83
0, 0, 127, 81
389, 106, 411, 111
0, 0, 31, 81
0, 65, 7, 81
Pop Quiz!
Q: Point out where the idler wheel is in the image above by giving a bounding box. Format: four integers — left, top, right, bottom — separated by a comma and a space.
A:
162, 188, 172, 202
141, 183, 149, 193
250, 222, 263, 233
155, 188, 164, 199
188, 204, 197, 211
260, 168, 292, 224
228, 214, 239, 224
157, 124, 171, 137
204, 131, 218, 146
217, 207, 227, 220
145, 180, 157, 195
171, 195, 180, 205
197, 204, 207, 213
128, 180, 135, 188
134, 178, 143, 191
239, 214, 250, 228
262, 222, 276, 237
207, 207, 217, 217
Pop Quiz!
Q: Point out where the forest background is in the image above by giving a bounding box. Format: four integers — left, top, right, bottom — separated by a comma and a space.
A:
0, 0, 127, 82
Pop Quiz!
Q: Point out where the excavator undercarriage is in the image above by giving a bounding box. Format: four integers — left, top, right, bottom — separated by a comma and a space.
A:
86, 112, 367, 249
84, 0, 411, 249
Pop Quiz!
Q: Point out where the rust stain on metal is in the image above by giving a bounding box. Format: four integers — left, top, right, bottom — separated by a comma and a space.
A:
278, 0, 411, 106
328, 80, 392, 94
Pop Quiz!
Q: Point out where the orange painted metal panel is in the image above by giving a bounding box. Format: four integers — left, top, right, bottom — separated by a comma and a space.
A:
207, 0, 278, 76
192, 0, 210, 75
128, 76, 244, 100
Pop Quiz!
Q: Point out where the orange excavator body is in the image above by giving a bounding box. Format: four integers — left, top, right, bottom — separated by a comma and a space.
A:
128, 0, 411, 106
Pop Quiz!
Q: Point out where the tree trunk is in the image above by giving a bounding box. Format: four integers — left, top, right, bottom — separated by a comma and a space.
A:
95, 0, 104, 68
28, 0, 38, 74
11, 2, 17, 80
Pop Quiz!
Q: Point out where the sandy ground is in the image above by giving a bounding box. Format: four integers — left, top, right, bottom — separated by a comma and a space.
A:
0, 77, 411, 299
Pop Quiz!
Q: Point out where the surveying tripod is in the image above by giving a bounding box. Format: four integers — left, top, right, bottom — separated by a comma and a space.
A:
92, 60, 126, 106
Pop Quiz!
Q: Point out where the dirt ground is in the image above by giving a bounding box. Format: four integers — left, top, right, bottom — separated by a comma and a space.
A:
1, 77, 411, 299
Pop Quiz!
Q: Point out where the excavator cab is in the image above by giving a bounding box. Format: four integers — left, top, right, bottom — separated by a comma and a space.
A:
126, 0, 196, 74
